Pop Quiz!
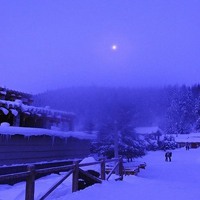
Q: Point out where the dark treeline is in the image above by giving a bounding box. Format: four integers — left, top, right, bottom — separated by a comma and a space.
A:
34, 84, 200, 135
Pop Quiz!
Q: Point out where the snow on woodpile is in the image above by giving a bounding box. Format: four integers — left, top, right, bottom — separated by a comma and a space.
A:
0, 126, 96, 140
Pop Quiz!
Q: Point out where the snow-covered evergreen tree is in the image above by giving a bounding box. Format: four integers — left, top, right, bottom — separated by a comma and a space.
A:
158, 135, 177, 150
165, 86, 195, 135
91, 103, 146, 160
91, 130, 146, 160
194, 96, 200, 131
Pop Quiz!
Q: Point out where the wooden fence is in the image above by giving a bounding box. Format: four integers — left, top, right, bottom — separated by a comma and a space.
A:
0, 157, 124, 200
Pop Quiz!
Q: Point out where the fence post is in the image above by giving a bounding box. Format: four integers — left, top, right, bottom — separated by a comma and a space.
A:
72, 161, 79, 192
119, 157, 124, 179
101, 158, 106, 180
25, 165, 35, 200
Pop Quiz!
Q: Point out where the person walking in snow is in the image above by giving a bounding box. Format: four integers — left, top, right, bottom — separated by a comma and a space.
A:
168, 151, 172, 162
165, 152, 169, 161
165, 151, 172, 162
186, 142, 190, 150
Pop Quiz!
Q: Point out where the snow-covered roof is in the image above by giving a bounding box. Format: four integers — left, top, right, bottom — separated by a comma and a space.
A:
135, 127, 163, 135
173, 133, 200, 143
0, 91, 6, 95
0, 126, 96, 140
0, 87, 31, 97
0, 99, 75, 119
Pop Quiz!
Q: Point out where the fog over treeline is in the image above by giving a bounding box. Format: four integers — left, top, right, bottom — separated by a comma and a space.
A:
34, 85, 200, 134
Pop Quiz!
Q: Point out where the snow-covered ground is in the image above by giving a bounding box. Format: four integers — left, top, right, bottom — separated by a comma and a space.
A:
1, 148, 200, 200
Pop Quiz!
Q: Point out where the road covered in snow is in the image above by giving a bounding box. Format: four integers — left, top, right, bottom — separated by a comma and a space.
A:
1, 148, 200, 200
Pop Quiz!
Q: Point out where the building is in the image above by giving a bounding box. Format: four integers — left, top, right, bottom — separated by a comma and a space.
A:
0, 86, 75, 131
0, 126, 95, 165
135, 126, 163, 142
0, 87, 94, 166
174, 133, 200, 148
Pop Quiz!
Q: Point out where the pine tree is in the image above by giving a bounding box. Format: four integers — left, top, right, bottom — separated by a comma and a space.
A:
91, 103, 146, 160
194, 96, 200, 131
165, 86, 195, 135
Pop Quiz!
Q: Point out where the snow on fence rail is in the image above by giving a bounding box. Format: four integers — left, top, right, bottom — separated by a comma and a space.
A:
0, 157, 124, 200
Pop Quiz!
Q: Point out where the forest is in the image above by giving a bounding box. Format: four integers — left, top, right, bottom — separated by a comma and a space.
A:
34, 84, 200, 158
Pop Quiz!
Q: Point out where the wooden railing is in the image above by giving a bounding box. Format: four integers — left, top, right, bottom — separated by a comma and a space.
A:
0, 157, 124, 200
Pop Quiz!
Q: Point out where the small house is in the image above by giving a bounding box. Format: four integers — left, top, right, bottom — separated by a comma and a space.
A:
135, 126, 163, 142
174, 133, 200, 148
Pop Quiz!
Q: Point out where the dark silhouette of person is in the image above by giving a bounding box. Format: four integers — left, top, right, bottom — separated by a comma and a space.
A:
168, 152, 172, 162
165, 151, 172, 162
165, 152, 169, 161
186, 142, 190, 150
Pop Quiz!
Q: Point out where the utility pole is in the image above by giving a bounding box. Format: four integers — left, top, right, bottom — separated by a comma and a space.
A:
114, 121, 119, 159
114, 121, 119, 175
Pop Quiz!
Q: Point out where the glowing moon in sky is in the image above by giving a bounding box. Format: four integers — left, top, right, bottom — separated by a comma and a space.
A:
111, 44, 117, 50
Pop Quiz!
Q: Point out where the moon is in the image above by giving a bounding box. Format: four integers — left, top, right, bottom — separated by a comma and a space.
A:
111, 44, 117, 51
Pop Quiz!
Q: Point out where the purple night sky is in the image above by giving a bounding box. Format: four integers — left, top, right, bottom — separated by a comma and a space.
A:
0, 0, 200, 94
